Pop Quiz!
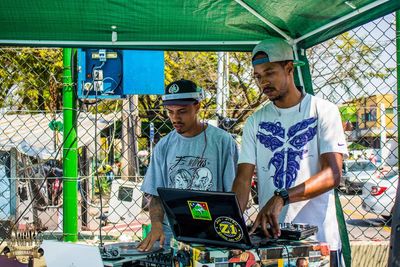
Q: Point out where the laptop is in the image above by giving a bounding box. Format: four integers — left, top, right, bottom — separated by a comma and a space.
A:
157, 187, 269, 249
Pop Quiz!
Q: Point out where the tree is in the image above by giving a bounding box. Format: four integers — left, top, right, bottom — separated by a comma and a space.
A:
138, 51, 267, 135
0, 48, 63, 112
226, 52, 269, 131
307, 32, 391, 103
0, 35, 390, 133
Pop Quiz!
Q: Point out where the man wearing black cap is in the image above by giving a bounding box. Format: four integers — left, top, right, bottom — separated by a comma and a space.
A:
232, 37, 348, 265
138, 79, 238, 251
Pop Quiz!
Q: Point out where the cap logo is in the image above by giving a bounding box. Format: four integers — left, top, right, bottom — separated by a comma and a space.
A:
168, 84, 180, 94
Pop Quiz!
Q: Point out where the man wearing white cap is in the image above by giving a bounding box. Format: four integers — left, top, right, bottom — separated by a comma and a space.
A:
138, 79, 238, 251
232, 37, 348, 265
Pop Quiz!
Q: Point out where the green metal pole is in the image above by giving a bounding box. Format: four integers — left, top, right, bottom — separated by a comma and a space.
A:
295, 47, 314, 95
388, 10, 400, 267
62, 48, 78, 242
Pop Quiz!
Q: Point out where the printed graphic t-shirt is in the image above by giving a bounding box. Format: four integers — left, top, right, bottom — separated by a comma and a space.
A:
141, 124, 238, 245
239, 94, 348, 250
141, 124, 238, 195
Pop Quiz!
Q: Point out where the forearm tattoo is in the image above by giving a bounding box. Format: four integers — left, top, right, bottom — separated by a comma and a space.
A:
149, 196, 164, 223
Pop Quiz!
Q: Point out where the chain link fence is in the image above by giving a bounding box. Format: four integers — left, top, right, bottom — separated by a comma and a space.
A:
0, 14, 398, 246
310, 13, 398, 241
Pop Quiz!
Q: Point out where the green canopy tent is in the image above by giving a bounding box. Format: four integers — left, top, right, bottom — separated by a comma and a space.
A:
1, 1, 400, 265
0, 0, 399, 51
1, 0, 398, 90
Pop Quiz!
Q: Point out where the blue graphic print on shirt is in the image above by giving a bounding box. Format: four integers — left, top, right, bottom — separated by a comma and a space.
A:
257, 118, 318, 189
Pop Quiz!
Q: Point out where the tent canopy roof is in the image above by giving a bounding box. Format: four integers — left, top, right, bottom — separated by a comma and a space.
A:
0, 0, 399, 51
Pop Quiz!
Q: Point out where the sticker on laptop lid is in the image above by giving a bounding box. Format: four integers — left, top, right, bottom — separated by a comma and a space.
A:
214, 216, 244, 242
188, 201, 212, 220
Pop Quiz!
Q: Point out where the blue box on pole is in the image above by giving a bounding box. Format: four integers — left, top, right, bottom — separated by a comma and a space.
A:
77, 49, 164, 99
122, 50, 164, 95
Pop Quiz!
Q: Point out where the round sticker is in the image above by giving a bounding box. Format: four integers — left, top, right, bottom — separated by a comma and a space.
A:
214, 216, 243, 242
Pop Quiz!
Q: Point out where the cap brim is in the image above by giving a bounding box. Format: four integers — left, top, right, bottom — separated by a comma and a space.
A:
252, 57, 305, 67
162, 99, 198, 106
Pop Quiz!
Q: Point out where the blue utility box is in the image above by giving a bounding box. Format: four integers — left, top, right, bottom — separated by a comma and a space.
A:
77, 49, 164, 99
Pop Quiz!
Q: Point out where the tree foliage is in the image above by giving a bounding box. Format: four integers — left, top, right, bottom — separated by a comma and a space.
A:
0, 32, 390, 133
307, 32, 390, 102
138, 51, 267, 134
0, 48, 63, 112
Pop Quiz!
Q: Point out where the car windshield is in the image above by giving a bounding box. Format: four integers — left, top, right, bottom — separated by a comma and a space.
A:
347, 161, 376, 172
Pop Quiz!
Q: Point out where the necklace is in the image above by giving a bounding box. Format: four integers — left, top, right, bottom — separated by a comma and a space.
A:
273, 91, 305, 117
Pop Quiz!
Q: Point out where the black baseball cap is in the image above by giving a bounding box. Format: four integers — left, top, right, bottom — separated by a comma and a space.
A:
162, 79, 204, 106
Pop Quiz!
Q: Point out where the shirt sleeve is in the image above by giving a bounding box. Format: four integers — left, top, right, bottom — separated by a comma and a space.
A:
318, 102, 349, 158
222, 135, 239, 191
140, 142, 166, 196
238, 115, 257, 165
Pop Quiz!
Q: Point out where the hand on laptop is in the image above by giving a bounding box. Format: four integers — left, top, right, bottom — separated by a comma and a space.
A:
137, 222, 165, 252
249, 195, 284, 239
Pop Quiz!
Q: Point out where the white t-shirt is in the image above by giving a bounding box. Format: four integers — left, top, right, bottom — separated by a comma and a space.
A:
239, 94, 348, 250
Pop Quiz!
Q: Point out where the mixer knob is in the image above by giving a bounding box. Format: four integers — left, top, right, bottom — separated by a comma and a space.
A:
296, 223, 309, 229
111, 248, 119, 257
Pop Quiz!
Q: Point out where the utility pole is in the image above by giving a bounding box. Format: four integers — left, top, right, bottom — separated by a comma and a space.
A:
121, 95, 140, 181
380, 103, 388, 164
216, 52, 229, 124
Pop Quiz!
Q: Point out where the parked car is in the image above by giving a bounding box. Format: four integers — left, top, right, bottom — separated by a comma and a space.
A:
341, 159, 377, 194
362, 174, 398, 221
376, 166, 398, 179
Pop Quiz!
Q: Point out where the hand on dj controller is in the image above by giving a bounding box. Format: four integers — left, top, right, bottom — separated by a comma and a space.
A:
137, 222, 165, 252
249, 195, 284, 239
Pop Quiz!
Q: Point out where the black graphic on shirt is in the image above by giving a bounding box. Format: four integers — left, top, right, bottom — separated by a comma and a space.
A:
168, 156, 213, 190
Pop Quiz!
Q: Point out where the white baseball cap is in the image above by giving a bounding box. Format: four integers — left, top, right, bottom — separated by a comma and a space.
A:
252, 37, 304, 67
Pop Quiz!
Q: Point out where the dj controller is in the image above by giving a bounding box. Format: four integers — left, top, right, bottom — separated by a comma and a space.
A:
251, 222, 319, 241
101, 223, 328, 267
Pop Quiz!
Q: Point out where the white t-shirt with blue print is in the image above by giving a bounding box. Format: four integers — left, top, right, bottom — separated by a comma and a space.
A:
239, 94, 348, 251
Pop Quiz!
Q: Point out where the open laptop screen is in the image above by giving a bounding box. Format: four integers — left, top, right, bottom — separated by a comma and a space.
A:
157, 187, 252, 249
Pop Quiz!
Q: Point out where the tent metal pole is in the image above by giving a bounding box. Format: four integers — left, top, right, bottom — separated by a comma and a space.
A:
0, 40, 259, 46
294, 0, 389, 44
62, 48, 78, 242
293, 44, 305, 88
294, 47, 314, 95
388, 9, 400, 267
234, 0, 292, 41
